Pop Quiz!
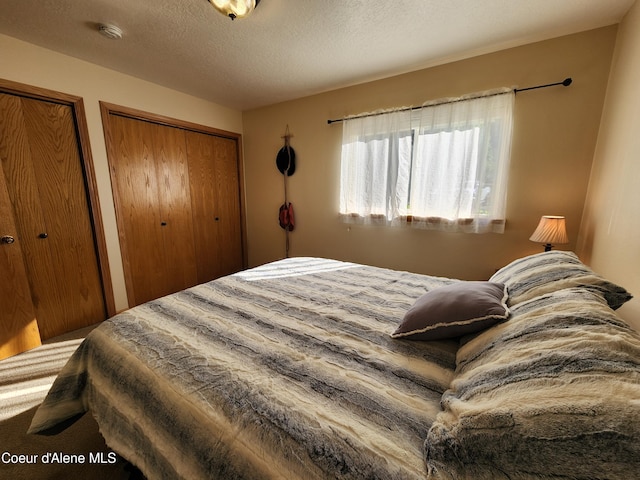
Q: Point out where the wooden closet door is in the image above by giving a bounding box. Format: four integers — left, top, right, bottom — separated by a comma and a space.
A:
103, 103, 245, 308
0, 165, 41, 359
186, 131, 243, 282
0, 93, 106, 340
151, 123, 198, 293
108, 115, 198, 306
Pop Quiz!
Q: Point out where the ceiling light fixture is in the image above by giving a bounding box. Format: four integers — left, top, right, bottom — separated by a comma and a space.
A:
209, 0, 260, 20
98, 24, 123, 40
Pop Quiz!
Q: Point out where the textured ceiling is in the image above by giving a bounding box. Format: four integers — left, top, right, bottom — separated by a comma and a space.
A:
0, 0, 635, 111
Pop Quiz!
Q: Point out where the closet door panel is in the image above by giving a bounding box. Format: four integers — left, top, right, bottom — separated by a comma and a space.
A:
108, 115, 167, 305
186, 132, 242, 283
0, 163, 41, 359
0, 95, 60, 330
210, 135, 243, 277
185, 131, 218, 282
22, 98, 106, 337
151, 124, 198, 292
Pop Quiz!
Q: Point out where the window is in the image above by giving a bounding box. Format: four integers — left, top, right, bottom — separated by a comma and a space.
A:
339, 89, 514, 233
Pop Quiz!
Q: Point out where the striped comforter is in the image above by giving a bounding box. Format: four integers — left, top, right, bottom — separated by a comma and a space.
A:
29, 257, 459, 479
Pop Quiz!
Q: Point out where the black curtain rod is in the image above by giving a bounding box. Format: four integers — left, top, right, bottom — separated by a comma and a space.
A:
327, 77, 572, 125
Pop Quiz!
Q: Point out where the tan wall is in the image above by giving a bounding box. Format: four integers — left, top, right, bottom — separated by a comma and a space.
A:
0, 34, 243, 312
578, 1, 640, 330
243, 27, 617, 281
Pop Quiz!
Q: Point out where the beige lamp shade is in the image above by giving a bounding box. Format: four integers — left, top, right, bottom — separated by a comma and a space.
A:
530, 215, 569, 251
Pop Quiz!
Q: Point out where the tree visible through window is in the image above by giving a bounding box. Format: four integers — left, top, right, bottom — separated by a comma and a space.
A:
339, 89, 514, 233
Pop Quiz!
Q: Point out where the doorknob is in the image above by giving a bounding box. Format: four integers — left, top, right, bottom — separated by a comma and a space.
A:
1, 235, 15, 244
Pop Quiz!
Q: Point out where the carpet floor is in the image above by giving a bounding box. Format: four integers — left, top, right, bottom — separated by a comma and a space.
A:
0, 324, 141, 479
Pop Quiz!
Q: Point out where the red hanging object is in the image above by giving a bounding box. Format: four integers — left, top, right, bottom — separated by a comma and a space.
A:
279, 202, 295, 231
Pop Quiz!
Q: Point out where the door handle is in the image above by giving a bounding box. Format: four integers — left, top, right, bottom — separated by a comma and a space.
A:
1, 235, 15, 244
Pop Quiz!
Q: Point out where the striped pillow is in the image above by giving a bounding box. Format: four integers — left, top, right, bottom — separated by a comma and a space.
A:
489, 251, 632, 309
425, 287, 640, 479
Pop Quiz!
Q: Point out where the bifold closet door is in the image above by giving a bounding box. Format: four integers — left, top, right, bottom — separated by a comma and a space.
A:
107, 115, 198, 306
106, 110, 244, 308
0, 93, 106, 343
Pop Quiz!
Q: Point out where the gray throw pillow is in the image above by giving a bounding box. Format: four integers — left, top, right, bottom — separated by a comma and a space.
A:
391, 281, 509, 341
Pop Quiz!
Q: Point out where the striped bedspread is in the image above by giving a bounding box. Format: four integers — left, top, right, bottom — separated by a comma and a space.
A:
29, 257, 458, 479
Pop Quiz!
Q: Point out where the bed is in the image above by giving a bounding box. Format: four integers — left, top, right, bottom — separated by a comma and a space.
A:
28, 252, 640, 479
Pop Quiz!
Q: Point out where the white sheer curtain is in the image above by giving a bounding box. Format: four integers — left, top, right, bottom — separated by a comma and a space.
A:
339, 89, 514, 233
339, 108, 412, 223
